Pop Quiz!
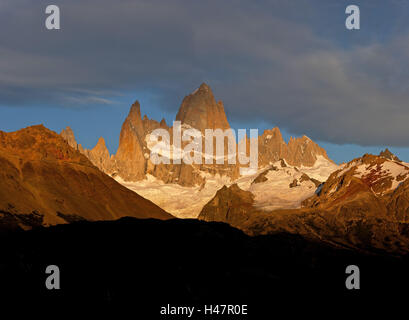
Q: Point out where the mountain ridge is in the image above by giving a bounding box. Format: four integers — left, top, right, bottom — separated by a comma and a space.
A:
58, 83, 343, 217
199, 152, 409, 253
63, 83, 334, 186
0, 125, 172, 230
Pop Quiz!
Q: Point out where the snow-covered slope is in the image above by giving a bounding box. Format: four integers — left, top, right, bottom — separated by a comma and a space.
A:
299, 155, 339, 181
116, 156, 339, 218
238, 158, 338, 211
333, 155, 409, 195
246, 166, 316, 211
116, 174, 232, 218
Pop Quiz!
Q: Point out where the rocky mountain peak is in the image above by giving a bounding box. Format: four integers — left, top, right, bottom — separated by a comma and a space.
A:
93, 137, 108, 154
60, 126, 76, 146
3, 125, 90, 164
115, 102, 146, 181
86, 136, 113, 174
258, 127, 331, 168
379, 148, 401, 162
129, 100, 142, 117
121, 101, 145, 140
261, 127, 284, 142
59, 84, 336, 190
160, 118, 167, 127
60, 126, 74, 139
286, 135, 330, 167
176, 83, 230, 132
198, 82, 211, 92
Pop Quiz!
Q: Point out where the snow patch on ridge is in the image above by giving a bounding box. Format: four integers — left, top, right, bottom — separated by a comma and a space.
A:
335, 158, 409, 193
300, 155, 339, 181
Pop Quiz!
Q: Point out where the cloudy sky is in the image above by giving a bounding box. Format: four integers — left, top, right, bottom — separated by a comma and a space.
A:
1, 0, 409, 163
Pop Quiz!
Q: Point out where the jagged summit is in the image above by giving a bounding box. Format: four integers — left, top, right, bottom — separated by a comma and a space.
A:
60, 126, 74, 137
115, 100, 146, 181
197, 82, 211, 93
55, 83, 343, 218
130, 100, 141, 113
379, 148, 401, 162
60, 83, 338, 210
93, 137, 108, 153
258, 127, 331, 167
176, 83, 230, 132
160, 118, 167, 126
61, 126, 78, 148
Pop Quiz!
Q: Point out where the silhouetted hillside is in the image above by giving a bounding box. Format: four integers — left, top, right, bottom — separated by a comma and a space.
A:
0, 217, 407, 316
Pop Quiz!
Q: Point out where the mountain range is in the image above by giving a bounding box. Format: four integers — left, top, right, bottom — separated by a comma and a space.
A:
61, 83, 338, 218
1, 83, 409, 255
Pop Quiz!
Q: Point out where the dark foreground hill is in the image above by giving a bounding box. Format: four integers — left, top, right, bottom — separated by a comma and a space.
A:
0, 217, 407, 316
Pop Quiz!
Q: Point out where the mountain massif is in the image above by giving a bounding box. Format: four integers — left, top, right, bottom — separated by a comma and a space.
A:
0, 125, 171, 230
3, 82, 409, 255
62, 83, 337, 217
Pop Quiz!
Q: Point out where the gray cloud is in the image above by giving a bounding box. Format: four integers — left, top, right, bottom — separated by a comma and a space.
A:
1, 0, 409, 146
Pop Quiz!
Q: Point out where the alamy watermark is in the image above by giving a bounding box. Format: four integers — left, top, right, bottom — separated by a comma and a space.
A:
45, 265, 60, 290
148, 121, 258, 175
345, 265, 360, 290
44, 4, 360, 31
45, 5, 60, 30
345, 5, 360, 30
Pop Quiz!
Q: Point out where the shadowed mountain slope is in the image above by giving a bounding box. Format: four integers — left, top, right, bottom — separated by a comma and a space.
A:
0, 125, 172, 230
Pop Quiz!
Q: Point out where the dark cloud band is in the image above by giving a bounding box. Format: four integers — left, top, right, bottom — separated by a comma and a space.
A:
1, 0, 409, 146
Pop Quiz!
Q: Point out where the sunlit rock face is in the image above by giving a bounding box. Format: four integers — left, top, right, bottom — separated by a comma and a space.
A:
176, 83, 230, 132
0, 125, 172, 230
61, 83, 337, 216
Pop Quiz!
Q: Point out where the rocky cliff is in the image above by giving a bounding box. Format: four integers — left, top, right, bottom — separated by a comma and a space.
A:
115, 101, 149, 181
258, 129, 331, 167
176, 83, 230, 132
